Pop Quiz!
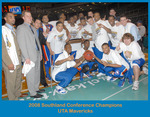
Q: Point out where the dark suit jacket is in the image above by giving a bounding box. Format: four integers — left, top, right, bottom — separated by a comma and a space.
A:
39, 29, 46, 46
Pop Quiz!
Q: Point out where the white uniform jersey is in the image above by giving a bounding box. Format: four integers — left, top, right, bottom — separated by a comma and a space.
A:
105, 20, 122, 47
95, 20, 110, 52
75, 47, 93, 64
52, 51, 76, 81
47, 28, 67, 54
102, 49, 129, 70
78, 24, 94, 47
118, 41, 145, 63
66, 23, 80, 39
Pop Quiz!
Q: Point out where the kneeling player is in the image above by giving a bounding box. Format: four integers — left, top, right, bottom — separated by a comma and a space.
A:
52, 43, 85, 94
75, 40, 98, 80
94, 43, 129, 87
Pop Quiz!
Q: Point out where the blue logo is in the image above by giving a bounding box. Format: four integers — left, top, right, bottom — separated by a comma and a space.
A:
8, 6, 22, 14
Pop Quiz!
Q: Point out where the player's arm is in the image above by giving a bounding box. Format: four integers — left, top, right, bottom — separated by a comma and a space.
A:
74, 57, 85, 68
93, 55, 103, 64
75, 56, 84, 63
55, 54, 75, 65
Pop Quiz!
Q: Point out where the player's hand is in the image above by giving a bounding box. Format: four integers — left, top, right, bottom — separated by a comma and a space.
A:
43, 31, 48, 38
50, 51, 55, 55
25, 59, 31, 64
102, 15, 106, 21
116, 44, 120, 51
77, 26, 82, 31
67, 54, 75, 61
93, 54, 96, 59
84, 29, 89, 35
8, 64, 14, 70
97, 23, 104, 28
101, 60, 108, 66
68, 33, 71, 39
46, 28, 50, 33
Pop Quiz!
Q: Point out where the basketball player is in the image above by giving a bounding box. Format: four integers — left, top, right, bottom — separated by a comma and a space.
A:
116, 33, 145, 90
40, 14, 53, 81
47, 21, 69, 63
52, 43, 85, 94
75, 40, 98, 80
94, 43, 129, 87
78, 17, 94, 48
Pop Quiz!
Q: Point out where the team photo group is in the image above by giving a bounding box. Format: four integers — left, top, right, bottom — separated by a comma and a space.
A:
2, 3, 148, 100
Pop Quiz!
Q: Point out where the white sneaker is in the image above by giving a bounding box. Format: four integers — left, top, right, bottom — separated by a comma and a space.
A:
106, 76, 112, 81
56, 85, 67, 94
97, 72, 105, 77
143, 67, 148, 75
132, 81, 139, 90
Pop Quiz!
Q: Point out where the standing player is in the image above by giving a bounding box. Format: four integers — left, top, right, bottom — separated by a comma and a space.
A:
106, 15, 122, 48
116, 33, 146, 90
94, 43, 129, 87
46, 21, 69, 63
78, 17, 94, 48
40, 14, 53, 81
119, 15, 141, 42
94, 12, 111, 52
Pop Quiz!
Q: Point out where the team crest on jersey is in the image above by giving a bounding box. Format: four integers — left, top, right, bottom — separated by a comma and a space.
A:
111, 31, 117, 39
125, 51, 132, 55
71, 31, 78, 38
95, 27, 101, 34
82, 32, 88, 38
106, 60, 112, 64
58, 34, 64, 41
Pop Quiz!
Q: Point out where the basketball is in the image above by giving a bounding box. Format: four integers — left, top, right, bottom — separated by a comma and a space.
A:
83, 50, 94, 61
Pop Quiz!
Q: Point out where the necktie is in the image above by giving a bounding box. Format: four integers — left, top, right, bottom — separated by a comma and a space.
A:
29, 25, 39, 51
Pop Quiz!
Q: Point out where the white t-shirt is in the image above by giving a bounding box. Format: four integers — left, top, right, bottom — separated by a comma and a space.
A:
102, 49, 129, 70
66, 23, 79, 39
118, 41, 145, 64
47, 29, 67, 54
75, 47, 93, 63
95, 20, 110, 52
52, 51, 76, 81
105, 20, 122, 47
78, 24, 94, 47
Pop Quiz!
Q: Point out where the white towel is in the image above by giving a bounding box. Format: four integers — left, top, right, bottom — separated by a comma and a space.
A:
22, 61, 35, 76
63, 50, 76, 68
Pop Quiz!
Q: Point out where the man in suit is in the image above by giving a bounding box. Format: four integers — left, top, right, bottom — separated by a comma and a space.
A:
2, 12, 28, 100
17, 10, 44, 98
33, 18, 48, 87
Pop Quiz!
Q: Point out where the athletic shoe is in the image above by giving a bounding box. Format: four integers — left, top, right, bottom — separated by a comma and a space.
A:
56, 86, 67, 94
106, 76, 112, 81
91, 72, 96, 76
143, 67, 148, 75
87, 74, 93, 79
97, 72, 105, 77
118, 78, 125, 87
110, 77, 118, 82
132, 81, 139, 90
